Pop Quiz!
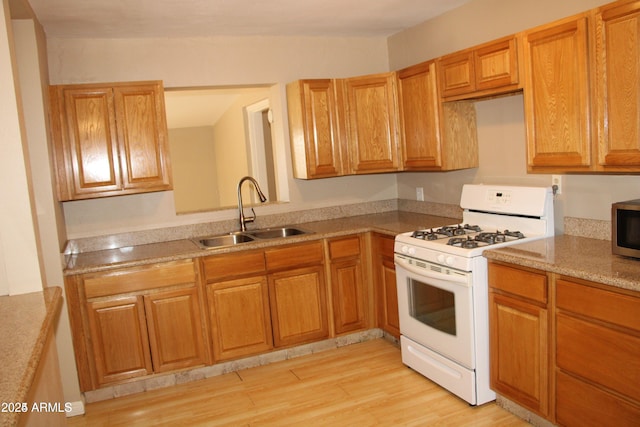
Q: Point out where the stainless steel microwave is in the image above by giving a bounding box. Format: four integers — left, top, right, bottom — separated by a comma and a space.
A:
612, 199, 640, 258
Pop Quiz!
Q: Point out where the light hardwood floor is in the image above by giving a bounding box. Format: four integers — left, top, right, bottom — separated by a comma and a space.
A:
68, 339, 529, 426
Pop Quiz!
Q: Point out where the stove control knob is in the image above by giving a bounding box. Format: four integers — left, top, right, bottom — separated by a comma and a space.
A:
437, 254, 446, 263
400, 245, 408, 254
408, 247, 416, 255
446, 256, 455, 266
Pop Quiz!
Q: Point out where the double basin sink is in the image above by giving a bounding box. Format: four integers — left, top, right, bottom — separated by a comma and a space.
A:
193, 227, 312, 249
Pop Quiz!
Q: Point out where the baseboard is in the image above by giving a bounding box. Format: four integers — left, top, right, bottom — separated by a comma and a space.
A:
65, 400, 85, 417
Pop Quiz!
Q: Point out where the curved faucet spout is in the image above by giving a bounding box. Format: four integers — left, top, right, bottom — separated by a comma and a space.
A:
237, 176, 267, 231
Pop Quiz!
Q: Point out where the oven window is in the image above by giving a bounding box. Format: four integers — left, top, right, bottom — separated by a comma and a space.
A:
408, 278, 456, 336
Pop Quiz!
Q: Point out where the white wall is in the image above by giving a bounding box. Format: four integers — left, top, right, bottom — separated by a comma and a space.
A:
389, 0, 639, 224
0, 4, 43, 295
47, 36, 398, 239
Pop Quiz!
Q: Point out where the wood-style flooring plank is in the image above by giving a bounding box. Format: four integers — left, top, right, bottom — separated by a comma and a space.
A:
68, 339, 529, 426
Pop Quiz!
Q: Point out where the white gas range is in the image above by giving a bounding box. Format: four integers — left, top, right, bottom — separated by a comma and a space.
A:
394, 184, 554, 405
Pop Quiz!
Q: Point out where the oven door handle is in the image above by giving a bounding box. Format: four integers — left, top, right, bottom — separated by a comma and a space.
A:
394, 255, 471, 286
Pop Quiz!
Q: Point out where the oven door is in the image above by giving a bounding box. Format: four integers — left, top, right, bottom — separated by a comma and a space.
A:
394, 253, 475, 369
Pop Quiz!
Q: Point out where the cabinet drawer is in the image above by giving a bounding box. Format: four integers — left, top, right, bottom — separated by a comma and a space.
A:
557, 371, 640, 427
202, 250, 266, 281
557, 312, 640, 402
488, 263, 547, 304
265, 241, 324, 271
556, 278, 640, 332
329, 236, 361, 260
84, 260, 196, 299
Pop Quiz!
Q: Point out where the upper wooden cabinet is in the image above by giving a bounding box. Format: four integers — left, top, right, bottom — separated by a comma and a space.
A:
524, 0, 640, 173
49, 81, 173, 201
593, 0, 640, 171
342, 72, 402, 174
438, 36, 520, 100
522, 15, 592, 171
397, 60, 478, 171
286, 79, 344, 179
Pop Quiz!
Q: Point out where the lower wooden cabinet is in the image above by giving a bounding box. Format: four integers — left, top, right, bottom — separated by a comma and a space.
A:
372, 233, 400, 338
65, 234, 407, 392
144, 287, 206, 373
66, 259, 208, 390
489, 261, 640, 427
86, 296, 153, 385
328, 235, 368, 335
488, 262, 550, 417
206, 276, 273, 361
555, 277, 640, 427
266, 241, 329, 347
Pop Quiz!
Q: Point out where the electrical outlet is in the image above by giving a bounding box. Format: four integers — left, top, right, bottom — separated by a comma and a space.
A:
416, 187, 424, 201
552, 175, 562, 195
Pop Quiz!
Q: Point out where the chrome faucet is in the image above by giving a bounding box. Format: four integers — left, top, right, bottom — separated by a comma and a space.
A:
237, 176, 267, 232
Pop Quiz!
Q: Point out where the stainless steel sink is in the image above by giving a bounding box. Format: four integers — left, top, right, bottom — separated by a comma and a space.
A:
194, 232, 255, 249
193, 227, 312, 249
246, 227, 310, 239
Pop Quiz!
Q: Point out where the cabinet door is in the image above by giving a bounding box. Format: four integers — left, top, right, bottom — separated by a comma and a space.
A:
438, 51, 475, 97
343, 73, 401, 173
269, 265, 329, 347
144, 287, 206, 373
86, 296, 153, 386
373, 234, 400, 338
489, 292, 549, 417
593, 1, 640, 170
287, 80, 343, 178
397, 61, 443, 170
114, 82, 172, 192
206, 276, 273, 361
523, 16, 592, 171
329, 236, 367, 335
55, 86, 122, 199
380, 257, 400, 338
474, 37, 519, 92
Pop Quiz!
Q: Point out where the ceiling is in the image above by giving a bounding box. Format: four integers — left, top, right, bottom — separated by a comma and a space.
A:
25, 0, 471, 38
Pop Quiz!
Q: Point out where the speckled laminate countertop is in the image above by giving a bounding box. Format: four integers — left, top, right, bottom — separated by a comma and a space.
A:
0, 287, 62, 427
484, 235, 640, 292
64, 211, 458, 275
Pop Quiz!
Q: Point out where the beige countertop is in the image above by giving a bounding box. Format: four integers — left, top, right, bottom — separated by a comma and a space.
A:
0, 287, 62, 427
64, 211, 458, 275
484, 235, 640, 292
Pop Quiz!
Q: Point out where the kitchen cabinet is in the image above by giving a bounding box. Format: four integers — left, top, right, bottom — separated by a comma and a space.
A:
593, 0, 640, 171
202, 250, 273, 361
65, 259, 207, 390
488, 262, 550, 418
397, 60, 478, 171
372, 233, 400, 338
342, 72, 402, 174
49, 81, 172, 201
522, 14, 592, 171
524, 1, 640, 173
286, 79, 344, 179
266, 241, 329, 347
327, 235, 368, 335
437, 36, 520, 100
555, 276, 640, 427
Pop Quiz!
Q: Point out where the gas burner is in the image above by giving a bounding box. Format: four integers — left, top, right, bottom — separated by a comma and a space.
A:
411, 229, 439, 240
447, 237, 483, 249
475, 230, 526, 245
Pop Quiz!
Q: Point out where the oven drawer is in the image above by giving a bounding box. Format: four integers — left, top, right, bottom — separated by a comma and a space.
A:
488, 262, 547, 304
